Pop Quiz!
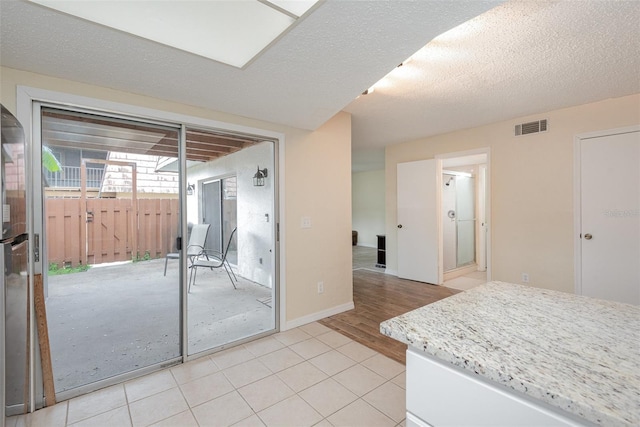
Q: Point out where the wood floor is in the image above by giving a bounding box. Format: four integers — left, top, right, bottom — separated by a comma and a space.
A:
319, 269, 459, 365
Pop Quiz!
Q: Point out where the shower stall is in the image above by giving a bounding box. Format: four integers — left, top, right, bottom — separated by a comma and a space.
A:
443, 172, 476, 272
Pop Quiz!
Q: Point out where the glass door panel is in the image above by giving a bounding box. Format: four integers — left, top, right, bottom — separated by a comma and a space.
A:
456, 176, 476, 267
185, 127, 276, 355
39, 107, 182, 395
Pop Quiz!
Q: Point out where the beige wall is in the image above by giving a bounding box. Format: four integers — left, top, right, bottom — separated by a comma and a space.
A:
386, 93, 640, 293
284, 112, 353, 320
0, 66, 353, 325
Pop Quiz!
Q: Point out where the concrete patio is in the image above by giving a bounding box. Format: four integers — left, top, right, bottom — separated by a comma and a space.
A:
46, 257, 273, 393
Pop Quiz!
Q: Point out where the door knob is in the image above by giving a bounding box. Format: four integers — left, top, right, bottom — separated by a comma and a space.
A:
397, 224, 403, 229
584, 233, 593, 240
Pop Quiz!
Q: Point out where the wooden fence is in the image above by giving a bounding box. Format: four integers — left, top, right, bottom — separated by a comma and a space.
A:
46, 198, 179, 267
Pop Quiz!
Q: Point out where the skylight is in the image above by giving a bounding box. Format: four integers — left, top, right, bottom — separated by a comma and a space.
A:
28, 0, 320, 68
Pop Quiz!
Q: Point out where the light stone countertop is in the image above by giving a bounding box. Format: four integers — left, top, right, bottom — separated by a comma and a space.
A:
380, 281, 640, 427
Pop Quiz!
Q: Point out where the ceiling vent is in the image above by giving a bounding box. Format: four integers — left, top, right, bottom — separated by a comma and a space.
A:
515, 119, 548, 136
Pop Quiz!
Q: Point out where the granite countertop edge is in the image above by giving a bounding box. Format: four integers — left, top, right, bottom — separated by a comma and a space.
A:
379, 282, 639, 427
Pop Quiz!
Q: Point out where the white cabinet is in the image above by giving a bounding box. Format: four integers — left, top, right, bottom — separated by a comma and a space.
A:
406, 349, 594, 427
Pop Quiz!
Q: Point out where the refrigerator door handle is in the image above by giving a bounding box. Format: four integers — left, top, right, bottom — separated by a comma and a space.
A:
34, 233, 40, 262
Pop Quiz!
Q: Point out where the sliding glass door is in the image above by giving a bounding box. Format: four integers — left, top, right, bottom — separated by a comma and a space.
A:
25, 98, 279, 405
185, 128, 276, 355
36, 106, 183, 398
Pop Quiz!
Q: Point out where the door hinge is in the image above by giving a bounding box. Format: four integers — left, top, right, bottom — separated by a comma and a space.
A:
176, 236, 182, 251
276, 223, 280, 242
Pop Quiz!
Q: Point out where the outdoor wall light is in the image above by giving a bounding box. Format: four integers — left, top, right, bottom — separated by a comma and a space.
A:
253, 167, 268, 187
187, 183, 195, 195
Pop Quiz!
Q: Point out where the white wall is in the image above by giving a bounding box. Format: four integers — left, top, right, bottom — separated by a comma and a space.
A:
385, 93, 640, 293
352, 169, 385, 248
187, 142, 274, 287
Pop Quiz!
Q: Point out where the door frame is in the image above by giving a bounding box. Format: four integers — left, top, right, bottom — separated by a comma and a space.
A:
573, 125, 640, 296
16, 85, 285, 407
435, 148, 491, 285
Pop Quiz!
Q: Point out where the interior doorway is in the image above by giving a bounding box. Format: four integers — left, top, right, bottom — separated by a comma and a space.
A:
395, 152, 490, 289
442, 171, 476, 272
439, 151, 490, 290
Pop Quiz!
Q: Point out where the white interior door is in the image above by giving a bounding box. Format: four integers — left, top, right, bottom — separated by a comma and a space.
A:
397, 160, 439, 284
579, 129, 639, 304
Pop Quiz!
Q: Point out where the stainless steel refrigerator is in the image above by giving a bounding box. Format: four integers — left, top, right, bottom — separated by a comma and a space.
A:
1, 104, 29, 421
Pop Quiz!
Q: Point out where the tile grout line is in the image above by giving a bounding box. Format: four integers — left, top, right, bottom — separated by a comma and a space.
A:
16, 324, 407, 427
123, 383, 134, 427
64, 399, 70, 427
168, 371, 196, 427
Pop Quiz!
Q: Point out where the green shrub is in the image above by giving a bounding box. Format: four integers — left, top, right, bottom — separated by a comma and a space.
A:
132, 251, 152, 263
48, 262, 90, 275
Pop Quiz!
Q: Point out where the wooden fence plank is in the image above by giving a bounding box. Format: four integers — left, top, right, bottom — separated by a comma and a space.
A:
86, 199, 95, 265
113, 200, 125, 261
45, 198, 178, 267
64, 199, 81, 267
46, 199, 62, 267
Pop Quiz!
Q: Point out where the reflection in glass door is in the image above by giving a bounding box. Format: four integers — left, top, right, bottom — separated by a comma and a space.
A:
201, 177, 237, 263
37, 106, 182, 397
185, 127, 276, 355
202, 179, 222, 253
222, 177, 238, 265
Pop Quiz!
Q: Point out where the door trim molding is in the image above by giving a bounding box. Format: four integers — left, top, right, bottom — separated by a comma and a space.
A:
573, 125, 640, 296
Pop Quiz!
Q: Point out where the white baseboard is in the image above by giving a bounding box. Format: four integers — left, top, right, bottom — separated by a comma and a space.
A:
385, 269, 397, 276
283, 301, 355, 331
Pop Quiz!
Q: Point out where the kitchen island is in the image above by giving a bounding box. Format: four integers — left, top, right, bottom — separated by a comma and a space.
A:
380, 281, 639, 427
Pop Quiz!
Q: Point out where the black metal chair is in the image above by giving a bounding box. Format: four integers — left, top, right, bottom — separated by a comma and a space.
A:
188, 227, 238, 292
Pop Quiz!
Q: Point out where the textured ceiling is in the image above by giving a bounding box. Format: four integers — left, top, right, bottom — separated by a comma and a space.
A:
1, 1, 638, 173
346, 0, 640, 166
0, 0, 498, 130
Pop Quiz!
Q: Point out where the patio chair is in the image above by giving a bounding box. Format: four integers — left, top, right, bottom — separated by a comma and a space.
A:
163, 223, 210, 276
189, 227, 238, 292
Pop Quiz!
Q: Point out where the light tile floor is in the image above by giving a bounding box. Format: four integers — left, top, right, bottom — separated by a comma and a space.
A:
6, 323, 406, 427
442, 271, 487, 291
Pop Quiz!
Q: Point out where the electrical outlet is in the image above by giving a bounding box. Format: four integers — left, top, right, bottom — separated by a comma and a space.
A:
301, 216, 312, 228
317, 281, 324, 294
522, 273, 530, 283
